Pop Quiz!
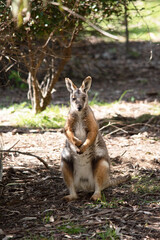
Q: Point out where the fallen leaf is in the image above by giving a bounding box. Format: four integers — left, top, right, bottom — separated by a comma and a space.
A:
49, 215, 54, 223
44, 224, 52, 228
2, 235, 14, 240
21, 217, 37, 221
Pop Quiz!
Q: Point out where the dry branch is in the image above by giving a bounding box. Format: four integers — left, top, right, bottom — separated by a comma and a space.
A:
84, 209, 113, 219
0, 149, 50, 169
80, 220, 107, 226
51, 1, 119, 40
7, 140, 20, 151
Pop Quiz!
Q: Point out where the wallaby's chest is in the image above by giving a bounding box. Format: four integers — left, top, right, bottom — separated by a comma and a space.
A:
74, 117, 87, 142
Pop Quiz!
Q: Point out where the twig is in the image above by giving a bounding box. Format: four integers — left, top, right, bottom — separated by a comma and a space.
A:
124, 122, 159, 131
42, 30, 55, 49
1, 139, 50, 170
0, 150, 50, 169
99, 122, 111, 131
146, 116, 155, 125
106, 126, 128, 136
7, 140, 20, 151
51, 1, 119, 40
100, 122, 128, 134
111, 124, 128, 133
120, 150, 127, 158
104, 120, 159, 136
131, 0, 153, 61
80, 220, 107, 226
84, 209, 113, 219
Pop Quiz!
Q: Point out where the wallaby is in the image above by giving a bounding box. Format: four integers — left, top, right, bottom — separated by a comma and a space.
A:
61, 76, 130, 201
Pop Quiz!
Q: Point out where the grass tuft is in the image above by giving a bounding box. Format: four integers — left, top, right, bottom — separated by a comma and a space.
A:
2, 102, 68, 129
97, 226, 120, 240
15, 105, 67, 129
132, 175, 160, 195
57, 222, 86, 235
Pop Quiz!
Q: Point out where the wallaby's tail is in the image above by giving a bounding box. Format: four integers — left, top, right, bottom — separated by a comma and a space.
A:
105, 174, 131, 189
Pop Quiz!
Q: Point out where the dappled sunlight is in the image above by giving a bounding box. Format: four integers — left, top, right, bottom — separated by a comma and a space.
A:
0, 103, 68, 129
1, 0, 160, 238
0, 98, 160, 239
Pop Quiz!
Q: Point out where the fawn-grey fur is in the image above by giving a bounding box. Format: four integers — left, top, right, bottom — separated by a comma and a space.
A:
61, 76, 130, 201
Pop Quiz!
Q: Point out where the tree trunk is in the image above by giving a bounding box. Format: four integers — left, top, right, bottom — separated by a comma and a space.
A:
0, 137, 3, 181
31, 75, 42, 114
26, 24, 76, 114
124, 0, 129, 53
32, 44, 72, 114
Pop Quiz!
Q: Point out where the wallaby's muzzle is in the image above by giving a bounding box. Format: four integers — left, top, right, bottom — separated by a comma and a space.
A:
77, 105, 82, 111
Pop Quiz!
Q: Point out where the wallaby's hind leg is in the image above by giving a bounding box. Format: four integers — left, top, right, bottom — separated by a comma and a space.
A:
61, 161, 78, 201
91, 159, 110, 201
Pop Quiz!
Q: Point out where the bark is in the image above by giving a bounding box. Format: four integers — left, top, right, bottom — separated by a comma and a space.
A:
0, 137, 3, 181
31, 75, 42, 113
124, 0, 129, 53
29, 44, 72, 114
25, 27, 76, 114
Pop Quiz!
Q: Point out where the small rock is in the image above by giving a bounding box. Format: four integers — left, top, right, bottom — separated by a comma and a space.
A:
0, 229, 4, 235
49, 215, 54, 223
2, 235, 14, 240
102, 52, 111, 59
44, 224, 52, 228
12, 129, 18, 135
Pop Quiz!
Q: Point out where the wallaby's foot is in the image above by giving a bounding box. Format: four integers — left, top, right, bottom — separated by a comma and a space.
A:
90, 192, 101, 201
63, 194, 78, 202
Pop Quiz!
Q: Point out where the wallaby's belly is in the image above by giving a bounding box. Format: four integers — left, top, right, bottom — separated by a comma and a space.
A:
73, 150, 94, 192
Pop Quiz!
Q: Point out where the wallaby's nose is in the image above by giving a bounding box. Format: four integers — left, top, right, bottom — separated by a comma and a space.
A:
78, 105, 82, 111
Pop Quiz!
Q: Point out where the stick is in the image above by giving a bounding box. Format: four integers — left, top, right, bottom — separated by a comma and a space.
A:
0, 150, 50, 169
84, 209, 113, 219
80, 220, 107, 226
7, 140, 20, 151
51, 1, 119, 40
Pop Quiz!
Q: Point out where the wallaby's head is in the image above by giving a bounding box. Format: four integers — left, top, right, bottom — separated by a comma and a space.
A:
65, 76, 92, 112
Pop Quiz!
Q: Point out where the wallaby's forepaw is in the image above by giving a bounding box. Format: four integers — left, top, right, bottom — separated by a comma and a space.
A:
76, 140, 83, 147
63, 194, 78, 202
90, 192, 101, 201
77, 144, 87, 154
73, 137, 83, 147
77, 148, 83, 155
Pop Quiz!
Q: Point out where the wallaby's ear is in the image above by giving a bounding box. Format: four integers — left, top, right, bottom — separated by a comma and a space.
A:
80, 76, 92, 93
65, 78, 77, 93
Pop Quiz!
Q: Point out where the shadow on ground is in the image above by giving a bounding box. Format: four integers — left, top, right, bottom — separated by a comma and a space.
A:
0, 40, 160, 239
0, 163, 159, 239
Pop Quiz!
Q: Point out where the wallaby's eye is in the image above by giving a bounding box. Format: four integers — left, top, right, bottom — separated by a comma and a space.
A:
82, 97, 86, 101
72, 97, 76, 101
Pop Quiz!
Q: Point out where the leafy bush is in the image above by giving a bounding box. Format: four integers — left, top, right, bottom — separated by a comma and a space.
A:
0, 0, 134, 113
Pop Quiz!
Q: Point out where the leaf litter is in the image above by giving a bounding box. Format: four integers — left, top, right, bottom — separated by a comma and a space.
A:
0, 41, 160, 239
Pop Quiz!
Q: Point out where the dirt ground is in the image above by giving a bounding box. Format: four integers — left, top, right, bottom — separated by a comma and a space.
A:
0, 40, 160, 240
